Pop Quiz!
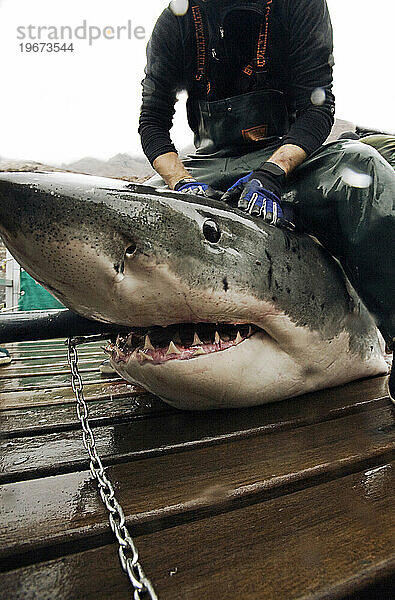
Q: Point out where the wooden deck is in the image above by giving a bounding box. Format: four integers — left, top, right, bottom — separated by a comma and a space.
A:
0, 339, 394, 599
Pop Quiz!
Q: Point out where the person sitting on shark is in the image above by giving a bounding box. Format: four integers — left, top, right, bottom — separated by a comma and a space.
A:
137, 0, 394, 400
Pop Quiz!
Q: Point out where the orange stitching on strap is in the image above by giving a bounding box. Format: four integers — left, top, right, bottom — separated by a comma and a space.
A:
257, 0, 273, 68
192, 5, 206, 82
243, 64, 253, 76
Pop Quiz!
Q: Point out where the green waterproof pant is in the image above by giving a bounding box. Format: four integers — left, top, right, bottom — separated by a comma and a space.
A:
147, 138, 395, 346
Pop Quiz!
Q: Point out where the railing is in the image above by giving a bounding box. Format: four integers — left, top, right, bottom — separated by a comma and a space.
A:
0, 278, 13, 287
0, 251, 20, 311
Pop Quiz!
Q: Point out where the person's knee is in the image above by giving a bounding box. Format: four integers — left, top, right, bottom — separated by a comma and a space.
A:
339, 139, 378, 159
335, 139, 387, 172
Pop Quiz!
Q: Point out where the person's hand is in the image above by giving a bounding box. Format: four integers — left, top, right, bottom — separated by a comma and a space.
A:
174, 178, 222, 200
221, 163, 294, 229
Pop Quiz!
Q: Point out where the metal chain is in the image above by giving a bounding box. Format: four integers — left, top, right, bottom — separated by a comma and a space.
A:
66, 337, 158, 600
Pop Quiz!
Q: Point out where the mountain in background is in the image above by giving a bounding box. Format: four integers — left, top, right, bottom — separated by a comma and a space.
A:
62, 145, 201, 180
62, 152, 154, 180
0, 119, 361, 181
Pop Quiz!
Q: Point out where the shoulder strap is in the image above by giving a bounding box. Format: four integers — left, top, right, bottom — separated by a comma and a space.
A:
190, 0, 274, 94
256, 0, 273, 68
190, 3, 207, 84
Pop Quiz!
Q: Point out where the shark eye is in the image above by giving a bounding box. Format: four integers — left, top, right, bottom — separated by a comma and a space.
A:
125, 243, 137, 257
203, 219, 221, 243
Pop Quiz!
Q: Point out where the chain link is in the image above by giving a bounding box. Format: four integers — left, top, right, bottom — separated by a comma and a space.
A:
67, 337, 158, 600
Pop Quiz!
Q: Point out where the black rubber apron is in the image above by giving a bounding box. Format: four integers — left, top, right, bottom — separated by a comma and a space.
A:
195, 88, 289, 156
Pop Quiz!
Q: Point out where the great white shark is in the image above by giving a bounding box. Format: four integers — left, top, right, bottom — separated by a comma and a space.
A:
0, 169, 388, 409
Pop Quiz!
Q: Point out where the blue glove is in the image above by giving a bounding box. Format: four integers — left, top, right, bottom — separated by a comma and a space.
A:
221, 164, 294, 229
221, 172, 252, 202
174, 178, 222, 200
239, 178, 285, 223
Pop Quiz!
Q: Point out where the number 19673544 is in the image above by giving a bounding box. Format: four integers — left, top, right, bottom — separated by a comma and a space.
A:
19, 43, 74, 52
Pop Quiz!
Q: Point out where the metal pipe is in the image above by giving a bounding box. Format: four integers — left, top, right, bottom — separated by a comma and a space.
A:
0, 309, 129, 343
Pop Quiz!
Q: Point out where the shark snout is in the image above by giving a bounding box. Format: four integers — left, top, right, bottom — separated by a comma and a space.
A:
0, 169, 273, 327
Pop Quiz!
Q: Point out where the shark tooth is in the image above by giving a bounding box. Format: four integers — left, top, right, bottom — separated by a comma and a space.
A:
214, 331, 221, 344
192, 332, 203, 346
139, 350, 154, 362
166, 341, 182, 355
103, 344, 112, 355
235, 331, 243, 344
193, 347, 207, 356
144, 335, 155, 351
126, 332, 133, 346
248, 326, 253, 337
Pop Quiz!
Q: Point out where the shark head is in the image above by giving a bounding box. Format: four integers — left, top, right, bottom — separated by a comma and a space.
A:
0, 170, 387, 408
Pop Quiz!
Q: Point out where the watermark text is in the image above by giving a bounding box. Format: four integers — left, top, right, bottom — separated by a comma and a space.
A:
17, 20, 146, 46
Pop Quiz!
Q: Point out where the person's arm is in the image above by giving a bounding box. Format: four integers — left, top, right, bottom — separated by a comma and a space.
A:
138, 9, 187, 179
270, 0, 335, 175
139, 12, 219, 195
153, 152, 191, 189
265, 144, 307, 176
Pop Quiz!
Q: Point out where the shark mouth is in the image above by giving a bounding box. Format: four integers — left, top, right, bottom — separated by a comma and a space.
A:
107, 323, 259, 366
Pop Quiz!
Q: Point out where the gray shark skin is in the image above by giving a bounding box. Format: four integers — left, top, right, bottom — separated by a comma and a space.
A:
0, 170, 387, 409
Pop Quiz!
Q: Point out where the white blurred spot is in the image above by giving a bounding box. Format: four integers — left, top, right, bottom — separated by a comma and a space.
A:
341, 167, 373, 188
311, 88, 326, 106
170, 0, 189, 16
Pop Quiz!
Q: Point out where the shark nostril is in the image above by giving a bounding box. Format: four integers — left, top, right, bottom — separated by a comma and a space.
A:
113, 259, 125, 283
114, 260, 125, 275
125, 243, 137, 257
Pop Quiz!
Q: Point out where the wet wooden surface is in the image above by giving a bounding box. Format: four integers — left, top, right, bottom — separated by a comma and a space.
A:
0, 339, 394, 599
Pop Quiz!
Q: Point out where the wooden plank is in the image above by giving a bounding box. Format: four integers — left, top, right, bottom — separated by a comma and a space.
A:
113, 463, 395, 600
0, 404, 393, 559
0, 395, 171, 437
3, 340, 104, 350
3, 342, 84, 351
0, 465, 393, 599
3, 341, 69, 349
0, 359, 102, 375
2, 348, 103, 358
0, 376, 391, 479
2, 340, 103, 353
0, 380, 386, 438
0, 344, 103, 375
0, 376, 124, 393
7, 353, 102, 363
2, 346, 103, 362
0, 367, 103, 380
0, 371, 388, 412
0, 363, 118, 390
0, 381, 146, 410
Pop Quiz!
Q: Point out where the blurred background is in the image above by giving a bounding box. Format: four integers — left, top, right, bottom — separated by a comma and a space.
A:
0, 0, 393, 166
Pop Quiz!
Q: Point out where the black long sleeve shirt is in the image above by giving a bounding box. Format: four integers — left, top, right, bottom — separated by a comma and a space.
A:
139, 0, 335, 165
